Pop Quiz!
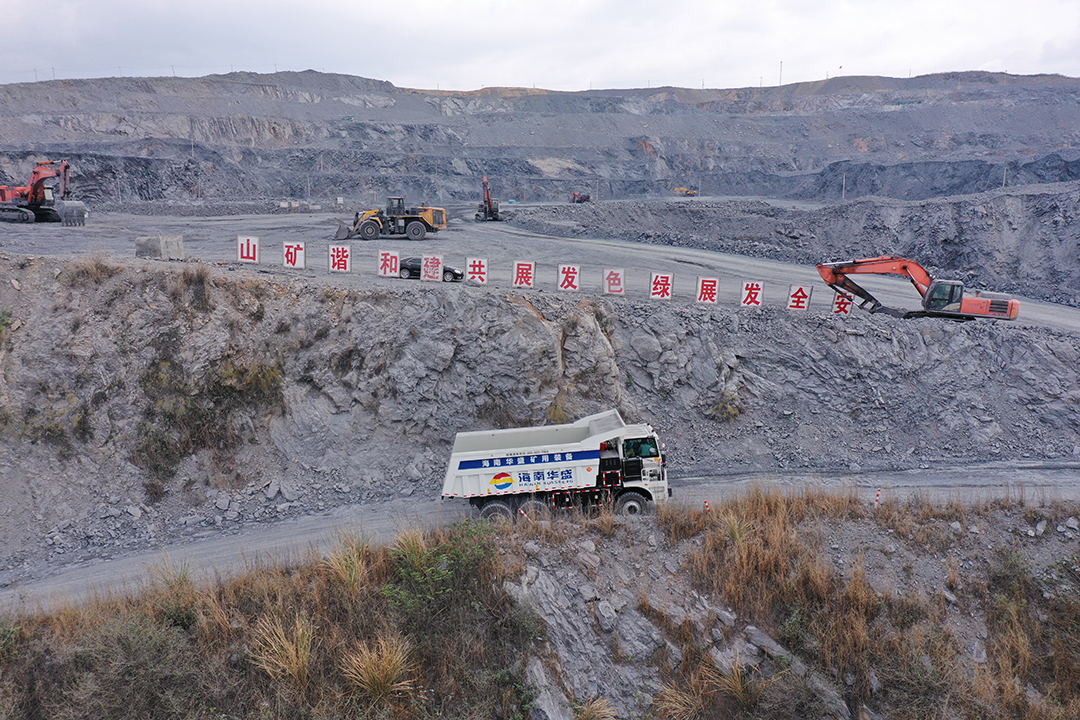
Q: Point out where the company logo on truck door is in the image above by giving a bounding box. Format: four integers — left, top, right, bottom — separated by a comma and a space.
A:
488, 472, 515, 491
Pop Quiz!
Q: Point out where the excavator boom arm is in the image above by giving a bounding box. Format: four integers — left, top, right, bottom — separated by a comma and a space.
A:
817, 255, 935, 298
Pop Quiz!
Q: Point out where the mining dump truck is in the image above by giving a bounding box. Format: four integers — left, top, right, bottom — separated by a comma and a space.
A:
0, 160, 87, 225
335, 197, 447, 241
441, 409, 670, 520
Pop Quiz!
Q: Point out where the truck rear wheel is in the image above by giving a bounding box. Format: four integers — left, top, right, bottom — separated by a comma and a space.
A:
518, 498, 549, 521
405, 221, 426, 240
614, 491, 649, 516
478, 499, 513, 521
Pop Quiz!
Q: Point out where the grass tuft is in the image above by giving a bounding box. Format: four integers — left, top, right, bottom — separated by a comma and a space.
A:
341, 633, 415, 708
574, 695, 619, 720
250, 611, 315, 694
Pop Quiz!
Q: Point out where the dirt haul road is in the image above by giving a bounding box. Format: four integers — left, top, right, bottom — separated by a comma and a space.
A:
2, 210, 1080, 611
5, 464, 1080, 612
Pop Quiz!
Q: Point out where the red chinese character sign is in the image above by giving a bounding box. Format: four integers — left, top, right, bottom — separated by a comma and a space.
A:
558, 264, 580, 292
650, 273, 673, 300
740, 280, 763, 307
237, 236, 259, 264
421, 256, 443, 282
466, 258, 488, 284
378, 251, 399, 278
512, 261, 535, 289
696, 277, 719, 304
328, 244, 351, 273
603, 268, 625, 295
282, 242, 305, 269
831, 291, 854, 315
787, 285, 812, 310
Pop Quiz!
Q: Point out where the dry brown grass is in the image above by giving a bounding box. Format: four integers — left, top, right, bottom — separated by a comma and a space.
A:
0, 522, 541, 719
62, 255, 123, 286
713, 651, 781, 712
573, 695, 619, 720
341, 633, 415, 708
657, 500, 713, 541
670, 485, 1080, 719
656, 664, 720, 720
250, 610, 315, 694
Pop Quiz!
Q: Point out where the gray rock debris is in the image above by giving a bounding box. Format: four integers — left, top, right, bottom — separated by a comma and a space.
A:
504, 518, 850, 718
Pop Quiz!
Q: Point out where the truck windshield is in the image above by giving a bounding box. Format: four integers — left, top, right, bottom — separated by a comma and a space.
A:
623, 438, 659, 458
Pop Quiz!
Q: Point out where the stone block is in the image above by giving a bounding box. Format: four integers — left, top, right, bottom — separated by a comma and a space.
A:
135, 235, 186, 259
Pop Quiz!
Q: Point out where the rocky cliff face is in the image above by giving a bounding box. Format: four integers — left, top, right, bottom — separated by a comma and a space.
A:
2, 70, 1079, 205
509, 186, 1080, 304
0, 253, 1077, 568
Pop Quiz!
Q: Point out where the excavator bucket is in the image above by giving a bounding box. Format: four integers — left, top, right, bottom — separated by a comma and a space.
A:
57, 200, 87, 226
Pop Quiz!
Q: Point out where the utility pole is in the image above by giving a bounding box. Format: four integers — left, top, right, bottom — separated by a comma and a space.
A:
779, 61, 783, 87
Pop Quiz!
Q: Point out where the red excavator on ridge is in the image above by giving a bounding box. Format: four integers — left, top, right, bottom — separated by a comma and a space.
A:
816, 255, 1020, 320
0, 160, 87, 225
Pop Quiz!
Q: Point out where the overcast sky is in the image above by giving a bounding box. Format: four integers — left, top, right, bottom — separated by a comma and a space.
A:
2, 0, 1078, 91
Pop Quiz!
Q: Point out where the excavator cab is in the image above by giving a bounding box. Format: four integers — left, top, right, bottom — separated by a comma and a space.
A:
386, 197, 406, 216
924, 280, 964, 312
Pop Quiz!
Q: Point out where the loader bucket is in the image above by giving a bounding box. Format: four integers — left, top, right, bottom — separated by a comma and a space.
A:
333, 219, 355, 241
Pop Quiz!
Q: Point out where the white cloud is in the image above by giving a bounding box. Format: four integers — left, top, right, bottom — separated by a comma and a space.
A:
0, 0, 1076, 89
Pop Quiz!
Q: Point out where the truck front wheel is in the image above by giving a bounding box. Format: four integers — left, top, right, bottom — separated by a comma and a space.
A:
478, 499, 513, 521
614, 491, 650, 516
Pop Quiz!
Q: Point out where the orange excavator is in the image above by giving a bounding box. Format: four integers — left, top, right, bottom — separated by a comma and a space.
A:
0, 160, 86, 225
474, 175, 501, 221
816, 255, 1020, 320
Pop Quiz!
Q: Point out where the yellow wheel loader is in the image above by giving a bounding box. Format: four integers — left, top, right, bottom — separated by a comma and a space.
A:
335, 197, 447, 241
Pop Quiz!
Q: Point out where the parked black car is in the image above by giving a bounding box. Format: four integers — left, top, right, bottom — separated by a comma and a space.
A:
399, 257, 464, 282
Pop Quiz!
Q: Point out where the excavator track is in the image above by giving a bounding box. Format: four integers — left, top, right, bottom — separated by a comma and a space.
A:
0, 204, 36, 223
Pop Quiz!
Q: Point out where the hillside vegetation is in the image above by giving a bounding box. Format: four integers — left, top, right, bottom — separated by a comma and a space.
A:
2, 489, 1079, 720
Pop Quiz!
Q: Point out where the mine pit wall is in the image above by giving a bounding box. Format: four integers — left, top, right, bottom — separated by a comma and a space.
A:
0, 257, 1078, 549
509, 184, 1080, 305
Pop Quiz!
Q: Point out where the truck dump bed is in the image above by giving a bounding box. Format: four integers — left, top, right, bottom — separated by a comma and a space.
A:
442, 410, 633, 500
448, 410, 627, 454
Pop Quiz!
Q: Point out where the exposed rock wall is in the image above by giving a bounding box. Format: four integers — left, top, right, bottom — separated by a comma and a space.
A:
3, 71, 1080, 205
509, 186, 1080, 303
0, 255, 1077, 565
